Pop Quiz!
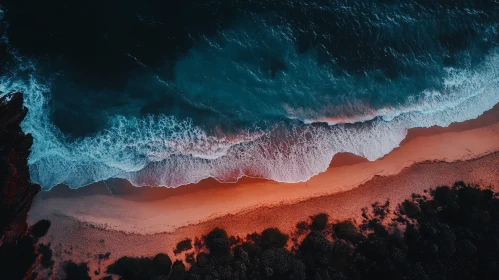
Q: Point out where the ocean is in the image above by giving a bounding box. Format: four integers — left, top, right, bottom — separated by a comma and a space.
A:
0, 0, 498, 189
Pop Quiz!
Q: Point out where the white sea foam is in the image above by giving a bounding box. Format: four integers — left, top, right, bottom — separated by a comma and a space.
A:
0, 15, 499, 188
2, 37, 499, 189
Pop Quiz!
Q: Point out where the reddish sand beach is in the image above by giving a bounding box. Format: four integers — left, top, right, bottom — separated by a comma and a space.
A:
28, 105, 499, 277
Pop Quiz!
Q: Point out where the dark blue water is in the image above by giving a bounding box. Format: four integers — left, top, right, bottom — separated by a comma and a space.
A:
1, 1, 499, 189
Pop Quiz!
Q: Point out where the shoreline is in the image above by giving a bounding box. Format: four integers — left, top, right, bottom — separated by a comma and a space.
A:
32, 149, 499, 278
29, 104, 499, 236
36, 101, 499, 197
26, 104, 499, 278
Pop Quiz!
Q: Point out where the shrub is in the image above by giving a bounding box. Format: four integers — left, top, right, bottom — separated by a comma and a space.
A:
63, 261, 90, 280
260, 228, 289, 249
310, 213, 329, 231
174, 238, 192, 254
204, 228, 230, 256
31, 219, 51, 238
153, 253, 172, 276
332, 221, 363, 244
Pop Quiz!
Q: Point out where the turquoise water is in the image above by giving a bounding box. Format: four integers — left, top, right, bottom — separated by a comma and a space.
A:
0, 1, 498, 189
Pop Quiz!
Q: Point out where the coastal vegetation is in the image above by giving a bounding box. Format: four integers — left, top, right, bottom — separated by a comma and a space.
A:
104, 181, 499, 280
3, 93, 499, 280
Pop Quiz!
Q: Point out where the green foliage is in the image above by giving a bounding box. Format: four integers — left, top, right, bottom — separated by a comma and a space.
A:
333, 221, 363, 244
63, 261, 91, 280
174, 238, 193, 255
31, 219, 51, 238
259, 228, 289, 249
107, 253, 172, 280
310, 213, 329, 231
107, 182, 499, 280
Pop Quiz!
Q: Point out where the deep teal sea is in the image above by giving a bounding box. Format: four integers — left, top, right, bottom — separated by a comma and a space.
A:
1, 1, 498, 189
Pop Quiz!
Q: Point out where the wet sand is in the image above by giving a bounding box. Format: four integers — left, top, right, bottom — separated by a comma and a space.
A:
28, 105, 499, 277
30, 121, 499, 235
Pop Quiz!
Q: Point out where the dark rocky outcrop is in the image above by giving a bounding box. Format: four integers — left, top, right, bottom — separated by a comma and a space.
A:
0, 92, 52, 279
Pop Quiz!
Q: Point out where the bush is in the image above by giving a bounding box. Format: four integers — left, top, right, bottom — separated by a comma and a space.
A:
107, 254, 172, 279
63, 261, 90, 280
170, 260, 187, 280
174, 238, 192, 254
400, 200, 422, 219
38, 243, 54, 269
153, 253, 172, 276
433, 186, 457, 207
106, 183, 499, 280
31, 219, 51, 238
310, 213, 329, 231
204, 228, 230, 256
332, 221, 363, 244
260, 228, 289, 249
299, 230, 333, 275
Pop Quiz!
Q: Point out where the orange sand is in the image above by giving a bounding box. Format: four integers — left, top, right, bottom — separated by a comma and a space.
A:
31, 152, 499, 279
30, 121, 499, 235
27, 105, 499, 277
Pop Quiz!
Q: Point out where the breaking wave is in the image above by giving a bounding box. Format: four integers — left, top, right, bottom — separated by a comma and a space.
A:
1, 49, 498, 189
1, 1, 498, 189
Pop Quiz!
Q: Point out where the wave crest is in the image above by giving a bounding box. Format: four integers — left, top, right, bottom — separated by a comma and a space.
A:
1, 49, 498, 189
